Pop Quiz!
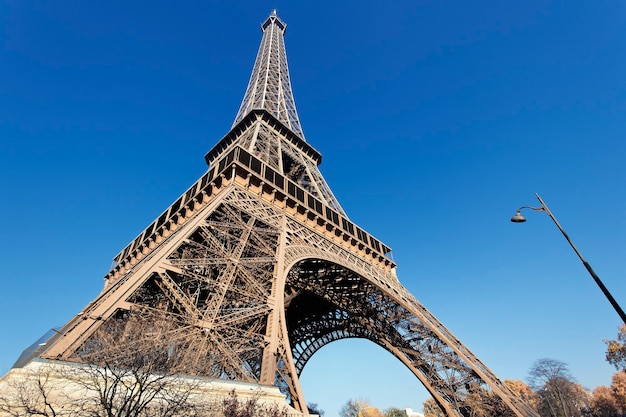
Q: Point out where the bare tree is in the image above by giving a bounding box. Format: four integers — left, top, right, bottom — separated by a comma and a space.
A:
61, 309, 212, 417
0, 364, 68, 417
339, 399, 372, 417
2, 310, 296, 417
528, 358, 590, 417
0, 310, 213, 417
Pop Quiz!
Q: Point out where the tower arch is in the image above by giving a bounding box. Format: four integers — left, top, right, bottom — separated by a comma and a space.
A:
281, 254, 480, 416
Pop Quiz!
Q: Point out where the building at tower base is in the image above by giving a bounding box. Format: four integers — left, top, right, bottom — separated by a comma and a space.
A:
0, 359, 309, 417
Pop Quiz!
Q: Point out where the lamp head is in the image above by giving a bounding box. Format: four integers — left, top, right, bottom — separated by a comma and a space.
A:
510, 210, 526, 223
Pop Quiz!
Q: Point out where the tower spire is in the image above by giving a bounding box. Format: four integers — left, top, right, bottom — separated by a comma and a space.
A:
233, 11, 305, 140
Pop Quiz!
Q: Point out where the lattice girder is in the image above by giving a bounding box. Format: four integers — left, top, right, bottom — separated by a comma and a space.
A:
208, 113, 345, 215
233, 11, 305, 140
30, 11, 539, 414
35, 127, 537, 416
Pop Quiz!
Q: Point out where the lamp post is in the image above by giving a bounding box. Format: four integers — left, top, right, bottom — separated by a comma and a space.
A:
511, 193, 626, 324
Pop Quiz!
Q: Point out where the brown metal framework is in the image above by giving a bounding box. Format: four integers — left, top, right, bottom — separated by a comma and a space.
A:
34, 12, 538, 417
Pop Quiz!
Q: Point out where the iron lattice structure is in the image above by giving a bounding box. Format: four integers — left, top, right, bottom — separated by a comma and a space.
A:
233, 11, 306, 141
32, 12, 538, 417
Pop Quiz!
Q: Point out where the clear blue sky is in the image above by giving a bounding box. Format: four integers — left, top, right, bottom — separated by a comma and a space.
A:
1, 1, 626, 416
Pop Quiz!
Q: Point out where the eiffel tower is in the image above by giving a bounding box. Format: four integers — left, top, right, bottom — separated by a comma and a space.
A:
26, 11, 537, 417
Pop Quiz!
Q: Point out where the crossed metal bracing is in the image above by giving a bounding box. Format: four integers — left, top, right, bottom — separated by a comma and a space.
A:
233, 11, 305, 140
37, 166, 536, 416
221, 113, 345, 214
124, 201, 282, 382
33, 135, 539, 416
34, 161, 532, 416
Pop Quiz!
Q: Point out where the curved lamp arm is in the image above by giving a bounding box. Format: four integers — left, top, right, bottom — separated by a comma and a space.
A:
510, 205, 544, 222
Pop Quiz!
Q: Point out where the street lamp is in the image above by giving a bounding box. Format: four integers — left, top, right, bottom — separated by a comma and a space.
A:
511, 193, 626, 324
